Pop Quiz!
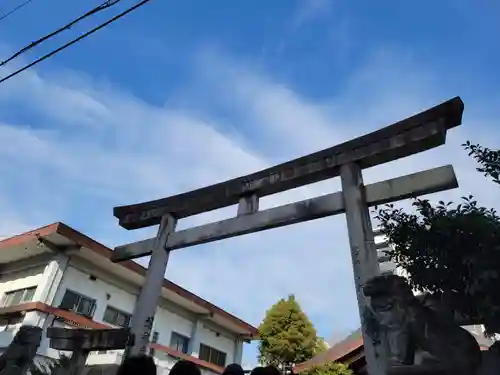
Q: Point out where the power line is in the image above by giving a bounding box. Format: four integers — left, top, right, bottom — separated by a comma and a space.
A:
0, 0, 35, 23
0, 0, 155, 85
0, 0, 121, 68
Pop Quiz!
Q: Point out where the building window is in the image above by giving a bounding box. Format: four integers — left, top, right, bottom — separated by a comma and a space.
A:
1, 287, 36, 307
150, 331, 159, 357
170, 332, 190, 354
59, 290, 96, 318
0, 316, 23, 331
199, 344, 226, 367
102, 306, 131, 327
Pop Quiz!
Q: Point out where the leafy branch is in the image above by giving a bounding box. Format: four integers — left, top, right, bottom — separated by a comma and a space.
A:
463, 141, 500, 185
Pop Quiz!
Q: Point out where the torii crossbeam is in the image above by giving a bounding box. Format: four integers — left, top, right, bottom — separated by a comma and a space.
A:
112, 97, 464, 375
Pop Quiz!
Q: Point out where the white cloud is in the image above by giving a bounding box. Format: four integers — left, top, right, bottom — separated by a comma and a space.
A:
290, 0, 335, 30
0, 44, 499, 365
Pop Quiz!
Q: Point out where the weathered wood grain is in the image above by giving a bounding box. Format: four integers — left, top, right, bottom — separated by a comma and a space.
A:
111, 165, 458, 262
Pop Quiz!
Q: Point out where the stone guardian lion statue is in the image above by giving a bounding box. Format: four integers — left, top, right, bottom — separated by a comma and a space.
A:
0, 325, 42, 375
363, 275, 482, 375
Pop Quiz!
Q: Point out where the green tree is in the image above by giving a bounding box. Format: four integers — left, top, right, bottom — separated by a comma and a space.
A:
302, 362, 353, 375
315, 338, 329, 354
374, 141, 500, 334
258, 295, 321, 370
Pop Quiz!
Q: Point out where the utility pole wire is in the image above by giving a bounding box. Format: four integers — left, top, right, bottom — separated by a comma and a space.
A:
0, 0, 121, 68
0, 0, 35, 22
0, 0, 154, 85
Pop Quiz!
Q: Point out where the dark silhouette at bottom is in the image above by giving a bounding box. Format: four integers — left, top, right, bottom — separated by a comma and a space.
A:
223, 363, 245, 375
116, 355, 157, 375
170, 359, 202, 375
116, 355, 283, 375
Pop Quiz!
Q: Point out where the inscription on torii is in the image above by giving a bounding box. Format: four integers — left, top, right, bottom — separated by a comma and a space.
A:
111, 97, 464, 375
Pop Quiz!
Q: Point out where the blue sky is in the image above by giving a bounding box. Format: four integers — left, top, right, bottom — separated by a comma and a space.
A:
1, 0, 500, 366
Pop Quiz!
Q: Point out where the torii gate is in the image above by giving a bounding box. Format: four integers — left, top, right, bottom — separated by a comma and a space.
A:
111, 97, 464, 375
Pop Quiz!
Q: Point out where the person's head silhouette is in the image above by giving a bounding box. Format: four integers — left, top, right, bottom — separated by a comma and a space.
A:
170, 359, 201, 375
117, 355, 156, 375
250, 366, 267, 375
263, 365, 281, 375
223, 363, 245, 375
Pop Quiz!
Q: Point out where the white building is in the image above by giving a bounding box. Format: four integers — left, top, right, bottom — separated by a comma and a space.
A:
374, 228, 397, 277
0, 222, 258, 374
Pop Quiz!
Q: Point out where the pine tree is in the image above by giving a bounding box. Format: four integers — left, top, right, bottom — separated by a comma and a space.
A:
258, 295, 321, 370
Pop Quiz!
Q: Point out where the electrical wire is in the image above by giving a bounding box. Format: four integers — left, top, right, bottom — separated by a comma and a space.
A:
0, 0, 35, 23
0, 0, 154, 85
0, 0, 121, 68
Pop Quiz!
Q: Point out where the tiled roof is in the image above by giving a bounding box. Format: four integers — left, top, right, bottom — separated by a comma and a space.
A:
294, 329, 363, 373
294, 324, 494, 374
0, 222, 258, 337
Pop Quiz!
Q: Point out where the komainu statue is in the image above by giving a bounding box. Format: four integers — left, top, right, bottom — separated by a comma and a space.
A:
363, 275, 482, 375
0, 325, 42, 375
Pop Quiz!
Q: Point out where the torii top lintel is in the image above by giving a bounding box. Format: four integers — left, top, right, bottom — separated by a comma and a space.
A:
114, 96, 464, 230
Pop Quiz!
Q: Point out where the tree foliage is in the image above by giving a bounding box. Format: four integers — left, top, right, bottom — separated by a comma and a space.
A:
302, 362, 353, 375
315, 338, 329, 354
374, 141, 500, 334
464, 141, 500, 185
258, 295, 322, 369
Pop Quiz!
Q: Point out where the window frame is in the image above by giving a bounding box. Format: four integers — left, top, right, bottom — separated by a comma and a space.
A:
199, 343, 227, 367
150, 331, 160, 356
1, 286, 37, 307
0, 316, 23, 332
58, 289, 97, 318
170, 331, 190, 354
102, 305, 132, 328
